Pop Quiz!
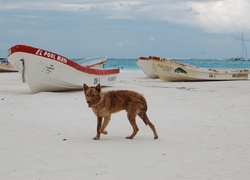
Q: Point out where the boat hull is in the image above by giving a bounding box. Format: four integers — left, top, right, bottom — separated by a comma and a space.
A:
137, 57, 159, 78
8, 45, 120, 92
0, 60, 18, 72
0, 63, 18, 72
151, 58, 249, 81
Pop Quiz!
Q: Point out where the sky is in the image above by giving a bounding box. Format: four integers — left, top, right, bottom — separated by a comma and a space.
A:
1, 0, 250, 59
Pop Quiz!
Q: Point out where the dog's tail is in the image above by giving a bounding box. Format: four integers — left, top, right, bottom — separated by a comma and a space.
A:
139, 95, 148, 125
137, 94, 149, 125
140, 111, 148, 125
142, 117, 148, 125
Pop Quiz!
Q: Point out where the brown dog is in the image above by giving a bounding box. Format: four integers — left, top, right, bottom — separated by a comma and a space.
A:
83, 84, 158, 140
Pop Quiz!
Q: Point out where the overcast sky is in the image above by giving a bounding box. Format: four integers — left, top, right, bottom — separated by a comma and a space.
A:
1, 0, 250, 59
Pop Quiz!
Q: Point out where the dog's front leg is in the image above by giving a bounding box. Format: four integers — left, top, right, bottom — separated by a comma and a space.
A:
99, 116, 110, 135
93, 116, 102, 140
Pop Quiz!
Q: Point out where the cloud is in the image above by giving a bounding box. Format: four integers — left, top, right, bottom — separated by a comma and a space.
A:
145, 37, 155, 41
1, 0, 250, 34
186, 0, 250, 33
0, 1, 143, 12
129, 0, 250, 33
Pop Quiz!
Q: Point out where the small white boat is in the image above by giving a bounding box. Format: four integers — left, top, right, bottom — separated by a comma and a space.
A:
75, 56, 107, 68
0, 58, 17, 72
150, 57, 249, 81
137, 56, 159, 78
8, 44, 120, 92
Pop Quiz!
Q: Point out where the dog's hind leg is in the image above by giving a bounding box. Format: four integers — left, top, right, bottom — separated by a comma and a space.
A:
93, 116, 103, 140
126, 109, 139, 139
138, 111, 158, 139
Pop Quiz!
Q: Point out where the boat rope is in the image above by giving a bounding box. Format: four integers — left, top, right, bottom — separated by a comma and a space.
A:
20, 59, 26, 83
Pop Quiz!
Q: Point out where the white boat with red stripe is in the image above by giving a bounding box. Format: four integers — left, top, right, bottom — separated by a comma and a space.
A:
8, 44, 120, 92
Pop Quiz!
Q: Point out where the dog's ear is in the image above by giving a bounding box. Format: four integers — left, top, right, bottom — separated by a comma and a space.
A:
83, 83, 89, 92
95, 84, 101, 93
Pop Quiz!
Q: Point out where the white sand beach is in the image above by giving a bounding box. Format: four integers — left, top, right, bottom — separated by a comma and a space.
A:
1, 71, 250, 180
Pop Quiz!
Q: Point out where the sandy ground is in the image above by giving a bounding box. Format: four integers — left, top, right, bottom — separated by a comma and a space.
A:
1, 71, 250, 180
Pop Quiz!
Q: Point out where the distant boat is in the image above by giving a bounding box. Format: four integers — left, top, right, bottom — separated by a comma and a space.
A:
76, 56, 107, 68
137, 56, 159, 78
150, 56, 249, 81
8, 44, 120, 92
0, 58, 18, 72
230, 33, 250, 61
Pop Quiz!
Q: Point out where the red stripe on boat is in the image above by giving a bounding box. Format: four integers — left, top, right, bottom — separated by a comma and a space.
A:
8, 44, 120, 75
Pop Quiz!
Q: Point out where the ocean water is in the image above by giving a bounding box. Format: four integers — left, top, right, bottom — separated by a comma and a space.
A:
75, 58, 250, 71
3, 56, 250, 71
